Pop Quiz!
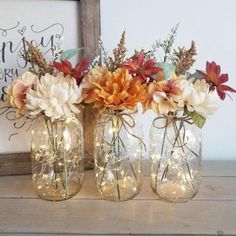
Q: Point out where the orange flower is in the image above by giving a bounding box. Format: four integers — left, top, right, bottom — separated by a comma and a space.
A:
143, 79, 182, 115
82, 66, 109, 103
86, 68, 145, 111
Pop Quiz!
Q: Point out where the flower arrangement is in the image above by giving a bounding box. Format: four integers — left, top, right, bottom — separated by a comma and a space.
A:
83, 33, 146, 112
120, 29, 235, 128
0, 40, 89, 201
135, 24, 236, 202
0, 26, 235, 202
143, 60, 235, 128
84, 32, 149, 201
3, 41, 89, 124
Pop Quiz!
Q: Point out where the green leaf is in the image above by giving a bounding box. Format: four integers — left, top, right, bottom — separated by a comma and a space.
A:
156, 62, 176, 79
60, 48, 83, 61
189, 71, 202, 81
186, 110, 206, 128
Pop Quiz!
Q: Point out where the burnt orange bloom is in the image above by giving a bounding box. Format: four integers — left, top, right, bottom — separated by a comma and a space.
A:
197, 61, 236, 100
85, 68, 146, 111
82, 67, 109, 103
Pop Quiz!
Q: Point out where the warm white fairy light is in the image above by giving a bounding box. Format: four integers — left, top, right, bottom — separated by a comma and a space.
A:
181, 185, 186, 192
151, 173, 156, 179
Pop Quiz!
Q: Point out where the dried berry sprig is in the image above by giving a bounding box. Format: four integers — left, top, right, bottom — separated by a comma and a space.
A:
21, 40, 54, 77
99, 31, 127, 72
172, 41, 197, 75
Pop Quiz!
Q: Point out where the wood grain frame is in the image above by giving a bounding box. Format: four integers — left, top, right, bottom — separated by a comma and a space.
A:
0, 0, 100, 175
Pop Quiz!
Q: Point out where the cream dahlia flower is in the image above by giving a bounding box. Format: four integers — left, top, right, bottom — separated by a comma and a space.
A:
26, 73, 83, 120
178, 79, 217, 118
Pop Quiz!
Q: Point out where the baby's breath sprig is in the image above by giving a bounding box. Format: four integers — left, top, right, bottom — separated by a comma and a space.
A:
152, 23, 180, 62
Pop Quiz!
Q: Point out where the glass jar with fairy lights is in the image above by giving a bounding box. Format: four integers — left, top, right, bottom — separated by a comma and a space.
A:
149, 113, 202, 203
94, 109, 144, 201
31, 116, 84, 201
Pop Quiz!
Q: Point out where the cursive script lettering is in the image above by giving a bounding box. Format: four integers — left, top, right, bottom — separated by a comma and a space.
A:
0, 22, 64, 102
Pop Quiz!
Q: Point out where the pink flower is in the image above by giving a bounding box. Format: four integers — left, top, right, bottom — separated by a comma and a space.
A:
7, 72, 36, 116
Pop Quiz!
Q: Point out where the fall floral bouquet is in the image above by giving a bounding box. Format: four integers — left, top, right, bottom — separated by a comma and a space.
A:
1, 41, 89, 201
135, 25, 236, 203
4, 42, 89, 123
83, 32, 151, 201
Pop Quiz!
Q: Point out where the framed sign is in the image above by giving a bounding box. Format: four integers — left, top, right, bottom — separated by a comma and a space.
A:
0, 0, 100, 175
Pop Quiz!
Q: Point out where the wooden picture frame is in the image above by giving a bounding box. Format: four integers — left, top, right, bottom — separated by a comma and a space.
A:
0, 0, 100, 175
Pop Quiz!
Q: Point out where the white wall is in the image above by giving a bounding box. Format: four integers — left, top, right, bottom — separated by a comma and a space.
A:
101, 0, 236, 160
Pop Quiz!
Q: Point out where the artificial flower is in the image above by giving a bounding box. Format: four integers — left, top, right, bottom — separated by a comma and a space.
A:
6, 71, 36, 116
178, 79, 217, 118
152, 91, 178, 115
122, 53, 162, 84
82, 66, 109, 103
143, 79, 182, 115
26, 73, 82, 120
53, 58, 89, 85
196, 61, 236, 100
86, 68, 145, 110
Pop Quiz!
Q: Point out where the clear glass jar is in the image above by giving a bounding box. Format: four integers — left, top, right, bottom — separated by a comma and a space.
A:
149, 114, 202, 203
94, 110, 144, 201
31, 116, 84, 201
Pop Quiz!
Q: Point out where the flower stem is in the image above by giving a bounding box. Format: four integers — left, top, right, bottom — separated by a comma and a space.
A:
155, 118, 168, 187
112, 116, 121, 200
172, 120, 194, 188
61, 122, 69, 197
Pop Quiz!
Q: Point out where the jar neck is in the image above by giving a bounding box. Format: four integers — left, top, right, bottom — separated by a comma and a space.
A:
103, 108, 137, 116
97, 109, 137, 129
160, 111, 185, 120
43, 115, 70, 125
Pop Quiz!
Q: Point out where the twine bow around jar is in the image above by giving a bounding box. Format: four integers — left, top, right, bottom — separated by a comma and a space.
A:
152, 113, 195, 151
97, 109, 146, 151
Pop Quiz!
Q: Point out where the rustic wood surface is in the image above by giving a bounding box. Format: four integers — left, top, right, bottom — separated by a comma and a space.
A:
0, 160, 235, 236
0, 0, 100, 174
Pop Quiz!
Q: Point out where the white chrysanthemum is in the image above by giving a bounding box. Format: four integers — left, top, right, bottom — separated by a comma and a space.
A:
177, 79, 217, 118
26, 73, 83, 120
